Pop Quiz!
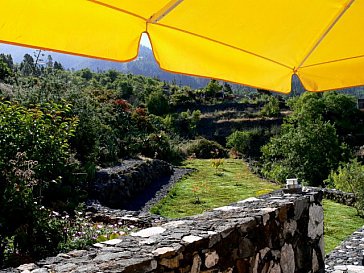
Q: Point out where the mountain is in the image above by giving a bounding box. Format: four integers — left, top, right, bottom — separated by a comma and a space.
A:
0, 43, 211, 88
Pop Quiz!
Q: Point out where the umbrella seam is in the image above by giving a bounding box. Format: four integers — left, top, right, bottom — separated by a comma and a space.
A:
148, 23, 293, 71
297, 0, 356, 69
300, 54, 364, 69
88, 0, 147, 21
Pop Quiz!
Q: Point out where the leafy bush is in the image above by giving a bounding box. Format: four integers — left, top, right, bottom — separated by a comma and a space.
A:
165, 110, 201, 138
261, 119, 349, 186
260, 96, 280, 117
185, 138, 227, 159
0, 101, 84, 267
226, 128, 262, 157
146, 90, 169, 116
139, 132, 184, 164
226, 127, 279, 159
260, 92, 359, 186
325, 159, 364, 217
0, 152, 66, 267
0, 101, 79, 185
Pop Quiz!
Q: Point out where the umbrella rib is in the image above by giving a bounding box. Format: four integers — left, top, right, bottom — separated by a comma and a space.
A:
148, 0, 184, 23
88, 0, 147, 21
300, 54, 364, 69
152, 23, 293, 71
297, 0, 355, 69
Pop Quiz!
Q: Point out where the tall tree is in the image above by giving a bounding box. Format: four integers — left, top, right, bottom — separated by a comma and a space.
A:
20, 54, 36, 76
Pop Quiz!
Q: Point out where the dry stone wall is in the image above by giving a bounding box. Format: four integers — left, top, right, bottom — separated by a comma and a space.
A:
321, 188, 355, 207
3, 190, 324, 273
91, 159, 173, 209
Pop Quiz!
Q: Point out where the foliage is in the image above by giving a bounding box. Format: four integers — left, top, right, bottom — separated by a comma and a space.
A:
261, 119, 349, 186
184, 138, 227, 159
260, 92, 356, 186
226, 128, 261, 158
146, 90, 169, 116
0, 100, 82, 267
139, 132, 184, 164
325, 159, 364, 217
0, 152, 66, 267
0, 101, 79, 185
0, 59, 12, 81
260, 96, 280, 117
204, 79, 222, 100
226, 126, 279, 159
166, 110, 201, 138
287, 92, 361, 142
211, 158, 224, 175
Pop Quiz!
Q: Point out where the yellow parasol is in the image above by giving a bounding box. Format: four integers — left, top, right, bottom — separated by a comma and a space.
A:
0, 0, 362, 93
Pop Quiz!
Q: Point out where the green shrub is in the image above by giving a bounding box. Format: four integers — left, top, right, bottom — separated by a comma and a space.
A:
140, 132, 184, 164
146, 90, 169, 116
260, 96, 280, 117
261, 119, 349, 186
185, 138, 227, 159
325, 158, 364, 217
0, 152, 66, 267
166, 110, 201, 138
226, 128, 261, 157
227, 127, 279, 159
0, 101, 79, 184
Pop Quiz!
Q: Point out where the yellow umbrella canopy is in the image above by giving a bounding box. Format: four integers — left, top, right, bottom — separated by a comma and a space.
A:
0, 0, 363, 93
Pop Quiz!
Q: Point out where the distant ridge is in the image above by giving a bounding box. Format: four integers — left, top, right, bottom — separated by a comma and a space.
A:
0, 43, 211, 88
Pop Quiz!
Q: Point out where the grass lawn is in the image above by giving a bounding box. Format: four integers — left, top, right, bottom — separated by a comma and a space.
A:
324, 199, 364, 253
150, 158, 280, 218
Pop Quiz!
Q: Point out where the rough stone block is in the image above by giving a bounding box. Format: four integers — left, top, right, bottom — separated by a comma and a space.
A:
159, 253, 183, 269
152, 247, 176, 258
17, 263, 38, 272
280, 244, 294, 273
191, 254, 202, 273
239, 238, 255, 258
205, 251, 219, 268
283, 220, 297, 238
131, 226, 166, 238
182, 235, 203, 244
308, 204, 324, 239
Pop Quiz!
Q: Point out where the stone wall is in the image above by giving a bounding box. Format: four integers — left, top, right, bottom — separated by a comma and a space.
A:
4, 190, 324, 273
321, 188, 356, 207
91, 159, 173, 208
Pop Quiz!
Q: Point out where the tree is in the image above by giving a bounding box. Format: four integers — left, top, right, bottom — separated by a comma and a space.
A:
260, 96, 280, 117
146, 90, 169, 116
20, 54, 36, 76
0, 54, 14, 70
0, 59, 11, 81
53, 61, 64, 70
46, 55, 54, 68
204, 79, 222, 100
260, 92, 354, 186
326, 159, 364, 216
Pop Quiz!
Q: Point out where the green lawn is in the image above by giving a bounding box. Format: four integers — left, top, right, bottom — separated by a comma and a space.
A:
324, 199, 364, 253
150, 158, 364, 254
150, 158, 280, 218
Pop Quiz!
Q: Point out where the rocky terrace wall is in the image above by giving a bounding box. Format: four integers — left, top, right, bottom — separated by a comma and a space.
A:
3, 190, 324, 273
91, 159, 173, 209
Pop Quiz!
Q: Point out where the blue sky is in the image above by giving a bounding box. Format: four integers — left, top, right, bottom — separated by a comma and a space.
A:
140, 33, 151, 48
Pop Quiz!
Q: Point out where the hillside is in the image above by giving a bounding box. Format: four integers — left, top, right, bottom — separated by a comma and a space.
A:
0, 43, 209, 88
